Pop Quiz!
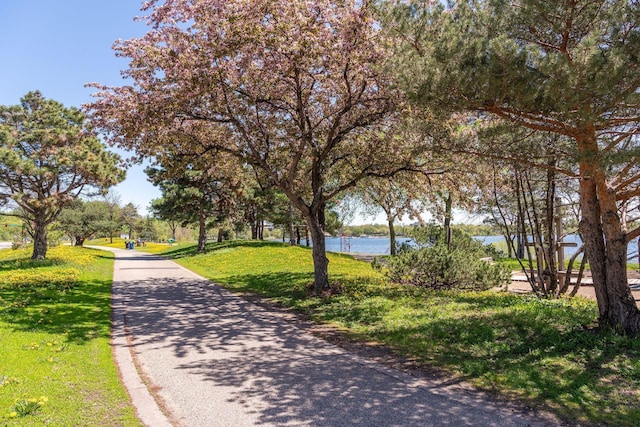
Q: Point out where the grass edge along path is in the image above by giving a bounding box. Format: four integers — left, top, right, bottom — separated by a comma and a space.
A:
156, 240, 640, 427
0, 245, 142, 426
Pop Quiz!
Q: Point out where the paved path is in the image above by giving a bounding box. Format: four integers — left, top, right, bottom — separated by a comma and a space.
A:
107, 247, 558, 427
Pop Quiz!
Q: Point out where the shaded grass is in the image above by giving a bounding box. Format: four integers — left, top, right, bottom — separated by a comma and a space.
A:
163, 240, 640, 427
0, 246, 141, 426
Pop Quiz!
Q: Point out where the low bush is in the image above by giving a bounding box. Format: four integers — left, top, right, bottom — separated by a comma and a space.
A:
386, 225, 510, 290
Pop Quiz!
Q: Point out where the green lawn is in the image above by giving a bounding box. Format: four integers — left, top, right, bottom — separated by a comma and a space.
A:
0, 246, 141, 426
158, 240, 640, 427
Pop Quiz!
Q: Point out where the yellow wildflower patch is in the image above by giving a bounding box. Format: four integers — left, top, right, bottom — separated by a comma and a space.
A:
0, 268, 80, 290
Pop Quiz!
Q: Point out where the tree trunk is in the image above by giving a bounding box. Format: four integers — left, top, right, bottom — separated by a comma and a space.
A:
444, 193, 452, 251
544, 166, 558, 294
74, 236, 85, 247
503, 233, 514, 258
169, 222, 177, 241
578, 133, 640, 335
217, 227, 224, 243
31, 218, 48, 260
289, 203, 296, 246
251, 216, 258, 240
197, 212, 207, 253
305, 208, 330, 294
388, 216, 397, 256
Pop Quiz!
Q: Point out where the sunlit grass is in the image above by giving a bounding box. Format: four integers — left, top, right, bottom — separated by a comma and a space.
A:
160, 240, 640, 427
0, 246, 141, 426
87, 237, 191, 253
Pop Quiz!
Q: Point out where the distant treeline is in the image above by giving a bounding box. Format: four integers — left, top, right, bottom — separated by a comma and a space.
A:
341, 223, 498, 237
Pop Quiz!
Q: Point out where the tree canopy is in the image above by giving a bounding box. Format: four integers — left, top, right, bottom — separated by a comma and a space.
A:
147, 150, 243, 252
0, 91, 124, 259
382, 0, 640, 334
58, 200, 112, 247
88, 0, 435, 292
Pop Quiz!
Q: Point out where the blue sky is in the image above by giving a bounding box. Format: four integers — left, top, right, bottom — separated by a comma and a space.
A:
0, 0, 159, 214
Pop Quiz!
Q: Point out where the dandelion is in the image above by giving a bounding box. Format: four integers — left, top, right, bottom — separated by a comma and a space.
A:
9, 411, 17, 417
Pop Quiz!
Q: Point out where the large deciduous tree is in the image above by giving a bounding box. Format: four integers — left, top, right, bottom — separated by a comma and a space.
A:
89, 0, 431, 292
0, 92, 124, 259
383, 0, 640, 334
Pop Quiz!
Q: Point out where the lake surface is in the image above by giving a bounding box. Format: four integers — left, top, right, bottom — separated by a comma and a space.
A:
324, 235, 640, 262
325, 236, 412, 255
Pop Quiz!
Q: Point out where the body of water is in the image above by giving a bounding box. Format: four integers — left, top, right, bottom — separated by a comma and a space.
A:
324, 236, 412, 255
322, 235, 640, 262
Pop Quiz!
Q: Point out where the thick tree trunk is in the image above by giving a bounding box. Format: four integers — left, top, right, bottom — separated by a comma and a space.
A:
74, 236, 85, 247
578, 133, 640, 335
305, 209, 330, 294
579, 175, 608, 313
197, 213, 207, 253
31, 218, 48, 260
388, 217, 397, 256
217, 227, 224, 243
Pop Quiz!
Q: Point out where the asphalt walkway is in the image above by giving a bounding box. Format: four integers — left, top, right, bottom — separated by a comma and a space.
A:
106, 247, 558, 427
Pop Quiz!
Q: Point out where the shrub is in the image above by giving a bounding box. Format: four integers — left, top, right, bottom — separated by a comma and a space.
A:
385, 225, 510, 290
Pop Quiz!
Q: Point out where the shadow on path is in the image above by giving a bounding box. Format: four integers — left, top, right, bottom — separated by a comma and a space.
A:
111, 249, 557, 427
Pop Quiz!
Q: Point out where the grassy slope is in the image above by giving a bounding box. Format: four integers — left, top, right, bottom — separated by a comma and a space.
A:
160, 240, 640, 427
0, 246, 141, 426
